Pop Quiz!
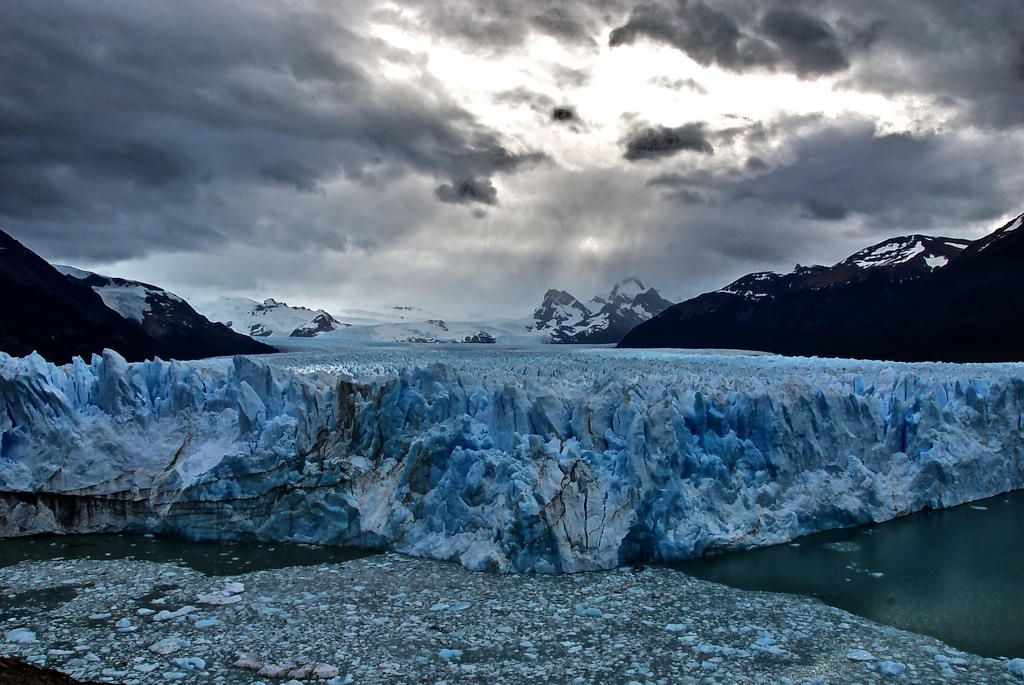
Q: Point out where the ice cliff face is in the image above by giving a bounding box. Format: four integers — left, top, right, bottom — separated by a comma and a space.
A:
2, 349, 1023, 573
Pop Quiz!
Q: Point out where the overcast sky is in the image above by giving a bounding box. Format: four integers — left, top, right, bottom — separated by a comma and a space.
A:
3, 0, 1023, 318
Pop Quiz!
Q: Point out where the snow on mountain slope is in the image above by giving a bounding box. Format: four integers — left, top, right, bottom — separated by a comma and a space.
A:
320, 318, 522, 345
549, 279, 674, 344
529, 289, 592, 332
717, 265, 830, 301
55, 265, 184, 323
840, 235, 969, 271
195, 297, 345, 338
52, 267, 275, 359
4, 348, 1021, 573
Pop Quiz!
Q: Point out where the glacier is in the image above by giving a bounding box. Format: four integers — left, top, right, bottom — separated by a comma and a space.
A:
1, 347, 1022, 573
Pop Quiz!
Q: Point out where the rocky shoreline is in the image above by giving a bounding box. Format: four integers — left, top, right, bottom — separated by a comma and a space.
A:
2, 552, 1022, 684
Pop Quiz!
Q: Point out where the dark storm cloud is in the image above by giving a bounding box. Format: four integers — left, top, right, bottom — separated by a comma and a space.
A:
623, 123, 714, 161
609, 1, 776, 72
435, 177, 499, 205
744, 156, 770, 171
652, 119, 1021, 231
611, 0, 1024, 125
802, 198, 849, 221
90, 144, 196, 188
759, 8, 848, 76
259, 161, 325, 195
607, 0, 860, 77
408, 0, 615, 53
839, 1, 1024, 129
531, 8, 595, 45
552, 107, 576, 122
0, 0, 545, 261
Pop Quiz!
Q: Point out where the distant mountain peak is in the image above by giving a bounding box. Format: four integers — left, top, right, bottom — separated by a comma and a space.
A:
532, 279, 673, 343
531, 289, 591, 332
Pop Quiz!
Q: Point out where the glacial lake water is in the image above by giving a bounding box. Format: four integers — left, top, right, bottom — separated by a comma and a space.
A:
671, 489, 1024, 659
0, 534, 375, 577
2, 491, 1022, 662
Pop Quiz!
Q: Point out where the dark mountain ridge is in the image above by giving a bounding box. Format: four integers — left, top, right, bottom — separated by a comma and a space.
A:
0, 229, 275, 364
620, 216, 1023, 363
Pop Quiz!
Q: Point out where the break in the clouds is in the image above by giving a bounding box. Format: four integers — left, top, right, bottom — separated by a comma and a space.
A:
2, 0, 1023, 317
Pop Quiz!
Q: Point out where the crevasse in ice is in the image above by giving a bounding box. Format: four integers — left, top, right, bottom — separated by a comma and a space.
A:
1, 348, 1022, 573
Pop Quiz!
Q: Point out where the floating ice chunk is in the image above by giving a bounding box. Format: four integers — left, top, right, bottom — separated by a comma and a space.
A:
4, 628, 37, 643
438, 649, 463, 660
1008, 659, 1024, 679
163, 672, 186, 680
197, 587, 244, 605
665, 624, 686, 632
313, 663, 341, 679
575, 604, 602, 618
257, 662, 296, 678
170, 656, 206, 671
194, 618, 221, 628
231, 651, 263, 670
114, 617, 134, 631
137, 608, 156, 616
150, 638, 190, 655
823, 542, 861, 553
134, 663, 159, 673
88, 612, 112, 620
102, 669, 129, 678
847, 649, 876, 661
878, 661, 906, 675
326, 676, 354, 685
153, 606, 197, 621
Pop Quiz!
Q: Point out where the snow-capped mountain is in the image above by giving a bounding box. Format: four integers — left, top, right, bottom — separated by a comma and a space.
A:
838, 234, 970, 272
57, 267, 276, 360
188, 279, 669, 347
529, 289, 592, 332
194, 297, 349, 338
0, 227, 272, 364
621, 216, 1024, 362
536, 278, 674, 344
710, 235, 968, 306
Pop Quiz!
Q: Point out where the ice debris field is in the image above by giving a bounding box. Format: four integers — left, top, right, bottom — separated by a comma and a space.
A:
1, 346, 1023, 573
2, 551, 1022, 685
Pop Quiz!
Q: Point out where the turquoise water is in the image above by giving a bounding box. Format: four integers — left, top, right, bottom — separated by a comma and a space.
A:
671, 490, 1024, 659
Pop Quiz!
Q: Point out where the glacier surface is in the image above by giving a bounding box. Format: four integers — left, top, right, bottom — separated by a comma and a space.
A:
1, 347, 1022, 573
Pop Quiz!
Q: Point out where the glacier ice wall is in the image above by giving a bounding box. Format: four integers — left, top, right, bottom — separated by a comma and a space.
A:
1, 348, 1023, 573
